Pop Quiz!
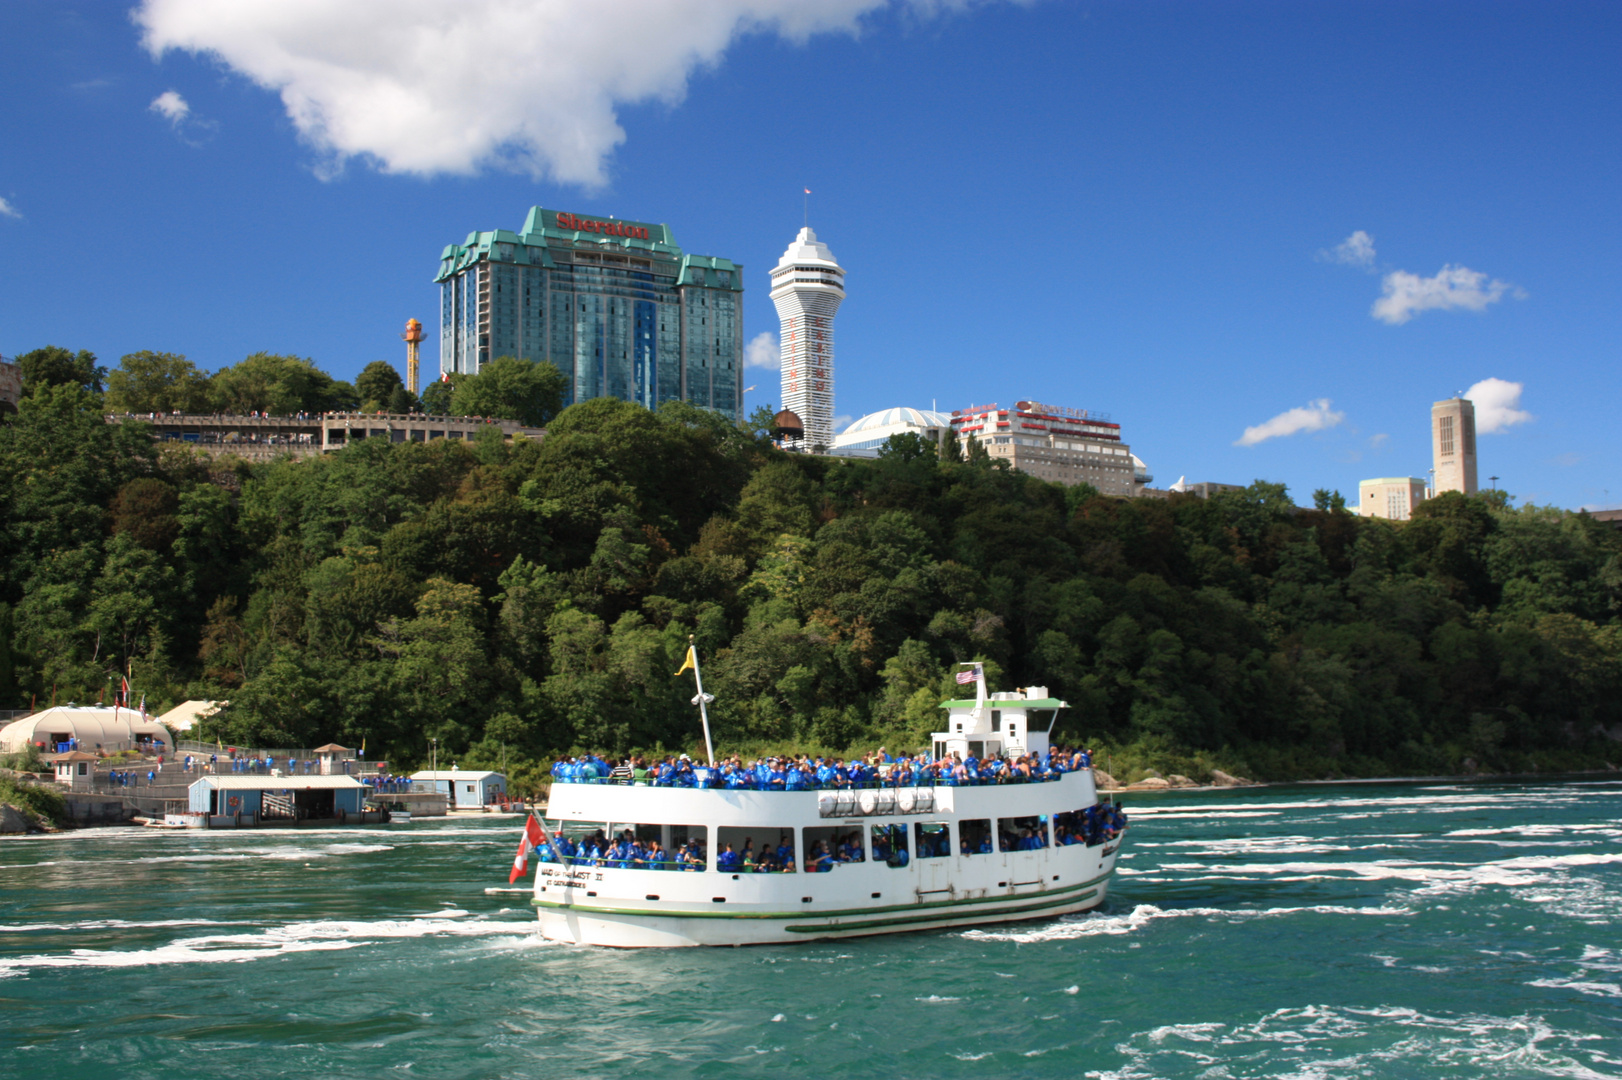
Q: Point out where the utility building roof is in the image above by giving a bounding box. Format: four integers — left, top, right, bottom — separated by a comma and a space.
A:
411, 770, 504, 781
189, 776, 371, 791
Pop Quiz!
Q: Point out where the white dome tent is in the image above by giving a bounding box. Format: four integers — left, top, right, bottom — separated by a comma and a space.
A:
0, 705, 175, 755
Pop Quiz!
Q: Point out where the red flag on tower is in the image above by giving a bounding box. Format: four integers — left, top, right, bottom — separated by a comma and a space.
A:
509, 813, 548, 883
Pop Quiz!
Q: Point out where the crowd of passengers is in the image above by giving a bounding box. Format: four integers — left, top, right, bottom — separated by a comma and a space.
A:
550, 746, 1099, 790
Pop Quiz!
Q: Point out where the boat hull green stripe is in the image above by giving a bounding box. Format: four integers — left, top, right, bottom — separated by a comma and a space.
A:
784, 888, 1097, 934
532, 870, 1113, 921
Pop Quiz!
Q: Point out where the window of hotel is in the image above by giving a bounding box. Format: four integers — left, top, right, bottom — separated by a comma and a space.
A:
1439, 415, 1455, 456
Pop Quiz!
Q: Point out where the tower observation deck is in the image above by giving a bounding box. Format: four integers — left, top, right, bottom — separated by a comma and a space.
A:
769, 228, 845, 451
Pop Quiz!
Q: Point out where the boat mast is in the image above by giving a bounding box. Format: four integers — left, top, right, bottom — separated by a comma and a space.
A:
677, 635, 717, 766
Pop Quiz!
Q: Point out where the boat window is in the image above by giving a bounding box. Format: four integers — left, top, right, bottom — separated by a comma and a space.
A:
913, 822, 951, 859
959, 818, 993, 855
968, 741, 984, 759
991, 710, 1001, 732
998, 815, 1050, 853
871, 823, 910, 868
717, 826, 797, 873
803, 825, 865, 871
547, 822, 708, 870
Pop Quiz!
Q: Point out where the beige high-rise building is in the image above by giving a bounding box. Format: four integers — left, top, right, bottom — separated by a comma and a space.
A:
1431, 397, 1478, 495
1358, 477, 1428, 520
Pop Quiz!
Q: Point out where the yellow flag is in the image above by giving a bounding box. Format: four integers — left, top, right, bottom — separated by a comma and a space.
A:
673, 646, 696, 677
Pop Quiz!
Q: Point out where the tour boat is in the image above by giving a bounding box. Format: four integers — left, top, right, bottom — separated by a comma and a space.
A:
532, 682, 1125, 947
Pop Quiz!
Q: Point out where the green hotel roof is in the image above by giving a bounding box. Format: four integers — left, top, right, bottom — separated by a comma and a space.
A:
939, 698, 1067, 710
434, 207, 740, 289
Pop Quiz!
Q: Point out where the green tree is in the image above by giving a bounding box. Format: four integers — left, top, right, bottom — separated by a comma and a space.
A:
450, 356, 565, 427
421, 376, 456, 415
355, 361, 406, 412
14, 346, 104, 397
106, 351, 210, 413
208, 353, 356, 415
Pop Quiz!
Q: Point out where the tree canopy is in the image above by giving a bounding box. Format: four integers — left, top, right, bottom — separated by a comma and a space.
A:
106, 351, 211, 413
450, 356, 566, 427
2, 358, 1619, 790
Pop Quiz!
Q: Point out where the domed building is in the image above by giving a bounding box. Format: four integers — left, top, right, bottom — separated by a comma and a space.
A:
830, 407, 954, 458
0, 705, 176, 755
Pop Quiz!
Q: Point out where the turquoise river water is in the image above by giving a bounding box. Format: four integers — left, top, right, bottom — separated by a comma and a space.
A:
1, 779, 1620, 1078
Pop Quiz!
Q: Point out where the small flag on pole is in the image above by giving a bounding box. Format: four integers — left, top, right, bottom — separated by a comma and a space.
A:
510, 812, 547, 883
955, 669, 978, 685
674, 646, 696, 677
804, 188, 811, 194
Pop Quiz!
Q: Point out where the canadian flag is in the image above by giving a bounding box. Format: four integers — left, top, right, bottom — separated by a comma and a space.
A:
509, 813, 548, 883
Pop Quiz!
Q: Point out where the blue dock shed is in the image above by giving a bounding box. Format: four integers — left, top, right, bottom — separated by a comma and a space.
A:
188, 775, 371, 822
410, 770, 507, 809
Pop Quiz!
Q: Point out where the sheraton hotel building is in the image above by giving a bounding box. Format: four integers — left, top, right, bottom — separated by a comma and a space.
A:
436, 207, 744, 420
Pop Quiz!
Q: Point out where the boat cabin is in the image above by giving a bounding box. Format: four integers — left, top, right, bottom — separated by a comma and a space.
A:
932, 685, 1065, 763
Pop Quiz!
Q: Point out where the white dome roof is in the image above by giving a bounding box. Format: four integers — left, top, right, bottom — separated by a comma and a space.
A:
774, 226, 841, 270
840, 408, 954, 435
0, 706, 176, 753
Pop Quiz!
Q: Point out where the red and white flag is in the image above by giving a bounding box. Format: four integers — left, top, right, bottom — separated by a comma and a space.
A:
956, 667, 979, 685
509, 812, 548, 883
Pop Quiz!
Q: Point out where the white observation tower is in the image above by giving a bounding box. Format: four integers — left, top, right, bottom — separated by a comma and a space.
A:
770, 227, 845, 452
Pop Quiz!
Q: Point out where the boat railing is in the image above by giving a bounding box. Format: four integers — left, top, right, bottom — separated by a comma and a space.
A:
550, 770, 1078, 791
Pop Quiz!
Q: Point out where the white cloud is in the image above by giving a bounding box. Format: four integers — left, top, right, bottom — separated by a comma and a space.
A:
1466, 377, 1534, 433
1369, 433, 1389, 448
1235, 398, 1345, 447
0, 196, 20, 220
1372, 264, 1520, 325
831, 414, 853, 433
135, 0, 1003, 185
149, 89, 190, 124
1322, 229, 1376, 270
744, 331, 780, 370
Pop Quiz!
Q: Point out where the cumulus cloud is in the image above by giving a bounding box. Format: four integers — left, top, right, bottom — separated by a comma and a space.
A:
1372, 264, 1520, 325
1466, 377, 1534, 433
135, 0, 1001, 185
1321, 229, 1376, 270
744, 331, 780, 370
149, 89, 190, 124
0, 196, 20, 220
1235, 399, 1345, 447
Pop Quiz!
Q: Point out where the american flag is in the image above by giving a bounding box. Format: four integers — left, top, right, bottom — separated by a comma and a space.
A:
956, 668, 979, 685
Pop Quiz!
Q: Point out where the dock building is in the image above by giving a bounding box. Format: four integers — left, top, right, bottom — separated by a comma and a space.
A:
411, 769, 508, 809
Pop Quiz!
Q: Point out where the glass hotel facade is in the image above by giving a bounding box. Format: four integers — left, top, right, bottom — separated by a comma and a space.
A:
435, 207, 744, 419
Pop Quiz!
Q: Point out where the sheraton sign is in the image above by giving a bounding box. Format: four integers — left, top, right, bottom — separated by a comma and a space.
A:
555, 212, 650, 240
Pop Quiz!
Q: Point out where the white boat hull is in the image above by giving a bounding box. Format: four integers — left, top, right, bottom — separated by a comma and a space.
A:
533, 771, 1123, 947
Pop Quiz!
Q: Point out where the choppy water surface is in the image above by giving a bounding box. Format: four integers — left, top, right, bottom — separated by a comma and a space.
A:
2, 779, 1619, 1079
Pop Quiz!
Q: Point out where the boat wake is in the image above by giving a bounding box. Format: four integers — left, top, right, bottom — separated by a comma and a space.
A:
1084, 1004, 1618, 1080
0, 913, 539, 977
960, 902, 1412, 942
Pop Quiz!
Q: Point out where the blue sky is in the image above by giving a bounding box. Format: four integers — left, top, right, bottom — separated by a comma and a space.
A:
2, 1, 1617, 509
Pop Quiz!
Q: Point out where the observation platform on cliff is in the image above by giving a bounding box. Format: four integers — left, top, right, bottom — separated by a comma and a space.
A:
107, 411, 546, 460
